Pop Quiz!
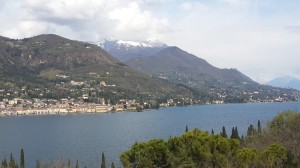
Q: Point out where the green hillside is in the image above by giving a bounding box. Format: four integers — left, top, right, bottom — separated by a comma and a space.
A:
0, 34, 199, 101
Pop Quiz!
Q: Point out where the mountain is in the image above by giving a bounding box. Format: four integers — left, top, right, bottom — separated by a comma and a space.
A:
99, 38, 167, 62
0, 34, 199, 101
125, 46, 255, 89
266, 76, 300, 90
1, 35, 299, 103
100, 39, 300, 102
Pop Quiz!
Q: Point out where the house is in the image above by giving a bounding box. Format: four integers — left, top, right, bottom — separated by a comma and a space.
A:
100, 81, 107, 86
95, 104, 108, 113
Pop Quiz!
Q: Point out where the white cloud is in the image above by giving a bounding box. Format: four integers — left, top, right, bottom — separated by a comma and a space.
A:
22, 0, 107, 21
108, 2, 171, 40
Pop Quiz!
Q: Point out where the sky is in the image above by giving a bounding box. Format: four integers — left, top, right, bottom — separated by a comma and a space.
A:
1, 0, 300, 83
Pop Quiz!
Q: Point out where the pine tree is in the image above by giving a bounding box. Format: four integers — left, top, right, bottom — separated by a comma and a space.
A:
211, 129, 214, 134
20, 148, 24, 168
257, 120, 262, 133
111, 162, 115, 168
101, 152, 106, 168
220, 126, 227, 138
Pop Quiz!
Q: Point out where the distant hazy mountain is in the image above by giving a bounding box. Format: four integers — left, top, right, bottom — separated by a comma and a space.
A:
266, 76, 300, 90
99, 38, 167, 62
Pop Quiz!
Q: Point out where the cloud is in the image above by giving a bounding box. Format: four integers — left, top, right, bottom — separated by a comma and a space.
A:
108, 2, 171, 40
1, 0, 171, 41
21, 0, 107, 23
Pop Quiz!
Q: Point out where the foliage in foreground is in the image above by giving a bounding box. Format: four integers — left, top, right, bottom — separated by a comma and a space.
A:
121, 111, 300, 168
245, 110, 300, 167
121, 128, 289, 168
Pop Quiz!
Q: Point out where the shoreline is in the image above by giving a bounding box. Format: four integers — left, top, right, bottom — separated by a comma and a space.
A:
1, 100, 298, 118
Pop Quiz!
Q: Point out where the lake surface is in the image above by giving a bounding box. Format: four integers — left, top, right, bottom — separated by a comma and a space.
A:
0, 101, 300, 167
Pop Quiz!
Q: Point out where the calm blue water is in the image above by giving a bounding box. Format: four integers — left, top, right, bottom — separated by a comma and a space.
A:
0, 101, 299, 167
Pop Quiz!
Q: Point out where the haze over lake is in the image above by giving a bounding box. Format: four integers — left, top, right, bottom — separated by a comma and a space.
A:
1, 101, 300, 167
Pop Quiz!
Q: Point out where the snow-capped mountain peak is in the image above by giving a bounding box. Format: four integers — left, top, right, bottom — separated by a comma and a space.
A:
99, 38, 167, 49
97, 38, 168, 62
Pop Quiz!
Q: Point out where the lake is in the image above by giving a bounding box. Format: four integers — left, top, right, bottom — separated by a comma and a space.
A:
0, 101, 299, 167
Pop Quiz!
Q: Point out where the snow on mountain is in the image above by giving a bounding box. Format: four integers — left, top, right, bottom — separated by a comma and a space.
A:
97, 38, 168, 62
99, 38, 167, 49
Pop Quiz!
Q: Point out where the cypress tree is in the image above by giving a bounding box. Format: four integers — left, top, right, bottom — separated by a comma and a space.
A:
220, 126, 227, 138
2, 158, 8, 167
36, 160, 41, 168
230, 127, 235, 139
76, 160, 79, 168
257, 120, 262, 133
20, 148, 24, 168
9, 153, 17, 168
67, 159, 71, 168
185, 125, 189, 132
111, 162, 115, 168
247, 124, 256, 136
236, 127, 240, 139
101, 152, 106, 168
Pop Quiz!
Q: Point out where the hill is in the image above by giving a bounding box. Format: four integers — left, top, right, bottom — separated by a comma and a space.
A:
266, 76, 300, 90
0, 34, 199, 102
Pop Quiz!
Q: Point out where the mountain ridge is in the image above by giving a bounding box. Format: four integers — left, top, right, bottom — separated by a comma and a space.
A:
1, 34, 299, 103
125, 46, 256, 89
0, 34, 200, 101
266, 76, 300, 90
100, 38, 300, 102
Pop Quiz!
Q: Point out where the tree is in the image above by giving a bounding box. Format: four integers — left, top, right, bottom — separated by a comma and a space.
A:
261, 143, 287, 167
185, 125, 189, 132
20, 148, 24, 168
36, 160, 41, 168
2, 158, 8, 167
101, 152, 106, 168
230, 127, 235, 139
111, 162, 115, 168
75, 160, 79, 168
67, 159, 71, 168
247, 124, 256, 136
220, 126, 227, 138
257, 120, 262, 133
236, 148, 259, 167
211, 129, 214, 135
9, 153, 18, 168
231, 127, 240, 140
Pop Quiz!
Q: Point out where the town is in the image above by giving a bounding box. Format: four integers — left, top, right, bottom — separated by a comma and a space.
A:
0, 78, 298, 117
